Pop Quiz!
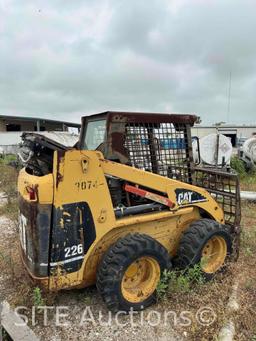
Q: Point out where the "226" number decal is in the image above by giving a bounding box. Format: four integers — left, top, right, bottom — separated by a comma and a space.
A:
64, 244, 83, 258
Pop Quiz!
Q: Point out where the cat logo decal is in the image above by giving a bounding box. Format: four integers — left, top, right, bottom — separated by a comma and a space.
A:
175, 189, 207, 206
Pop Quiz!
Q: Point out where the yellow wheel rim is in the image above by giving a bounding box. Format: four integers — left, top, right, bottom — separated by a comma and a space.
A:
201, 236, 227, 273
121, 256, 160, 303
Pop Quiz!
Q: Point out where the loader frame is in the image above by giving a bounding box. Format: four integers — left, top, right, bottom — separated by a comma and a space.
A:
19, 149, 226, 290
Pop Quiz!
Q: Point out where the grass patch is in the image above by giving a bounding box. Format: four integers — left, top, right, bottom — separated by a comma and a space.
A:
240, 202, 256, 261
0, 162, 18, 222
157, 264, 205, 300
230, 155, 256, 190
0, 154, 17, 165
231, 156, 247, 177
0, 163, 18, 203
240, 173, 256, 191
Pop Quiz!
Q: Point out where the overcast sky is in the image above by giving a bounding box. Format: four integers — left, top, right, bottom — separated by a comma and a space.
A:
0, 0, 255, 124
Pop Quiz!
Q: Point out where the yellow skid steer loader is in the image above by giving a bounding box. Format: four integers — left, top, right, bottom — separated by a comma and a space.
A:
17, 111, 241, 312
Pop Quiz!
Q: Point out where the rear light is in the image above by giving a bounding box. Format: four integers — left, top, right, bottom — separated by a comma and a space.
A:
26, 186, 37, 201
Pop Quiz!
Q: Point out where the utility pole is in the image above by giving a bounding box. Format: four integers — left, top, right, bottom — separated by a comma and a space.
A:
227, 71, 232, 123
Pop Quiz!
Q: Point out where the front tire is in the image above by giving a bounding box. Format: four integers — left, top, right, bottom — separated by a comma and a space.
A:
175, 219, 233, 279
96, 233, 171, 312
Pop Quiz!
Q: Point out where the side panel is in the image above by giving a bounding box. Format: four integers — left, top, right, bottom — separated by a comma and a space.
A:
50, 202, 96, 274
49, 150, 116, 289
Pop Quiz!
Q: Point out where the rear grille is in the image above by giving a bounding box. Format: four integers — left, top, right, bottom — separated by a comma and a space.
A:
193, 167, 241, 225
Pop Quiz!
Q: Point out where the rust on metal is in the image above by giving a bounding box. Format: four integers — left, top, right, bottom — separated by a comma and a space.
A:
56, 150, 65, 188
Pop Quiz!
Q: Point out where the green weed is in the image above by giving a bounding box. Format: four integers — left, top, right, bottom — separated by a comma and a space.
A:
230, 156, 246, 177
33, 287, 45, 307
157, 264, 205, 300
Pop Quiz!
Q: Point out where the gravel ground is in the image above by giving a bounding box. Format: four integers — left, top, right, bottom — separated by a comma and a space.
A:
0, 214, 18, 303
32, 286, 185, 341
0, 191, 8, 206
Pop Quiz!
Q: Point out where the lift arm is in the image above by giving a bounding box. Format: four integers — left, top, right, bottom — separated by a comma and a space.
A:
99, 155, 225, 223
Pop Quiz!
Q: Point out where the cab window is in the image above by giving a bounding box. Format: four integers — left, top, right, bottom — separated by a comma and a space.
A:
84, 119, 106, 150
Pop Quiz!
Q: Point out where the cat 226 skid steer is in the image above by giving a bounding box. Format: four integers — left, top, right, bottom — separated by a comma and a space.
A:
18, 111, 241, 312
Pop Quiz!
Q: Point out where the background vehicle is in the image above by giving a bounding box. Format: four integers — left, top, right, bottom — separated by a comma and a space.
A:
17, 111, 241, 312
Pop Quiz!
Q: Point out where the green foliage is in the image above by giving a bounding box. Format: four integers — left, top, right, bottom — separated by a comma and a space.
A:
230, 156, 246, 177
0, 154, 17, 164
33, 287, 45, 307
0, 163, 18, 204
156, 269, 172, 299
157, 264, 205, 300
187, 263, 205, 284
171, 272, 190, 293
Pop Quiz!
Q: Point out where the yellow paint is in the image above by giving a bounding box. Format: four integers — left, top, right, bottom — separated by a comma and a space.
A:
18, 149, 226, 291
49, 205, 202, 290
201, 236, 227, 273
121, 256, 160, 303
18, 169, 53, 204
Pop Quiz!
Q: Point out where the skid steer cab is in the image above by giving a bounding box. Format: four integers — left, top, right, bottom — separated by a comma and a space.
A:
18, 111, 241, 312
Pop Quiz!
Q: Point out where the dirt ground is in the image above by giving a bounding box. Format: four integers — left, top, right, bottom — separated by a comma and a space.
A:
0, 171, 256, 340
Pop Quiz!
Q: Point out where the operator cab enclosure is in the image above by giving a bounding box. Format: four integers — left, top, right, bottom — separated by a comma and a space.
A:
79, 111, 199, 183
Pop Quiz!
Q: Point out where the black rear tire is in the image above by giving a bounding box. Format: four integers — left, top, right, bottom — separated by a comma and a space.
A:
174, 219, 233, 279
96, 233, 171, 312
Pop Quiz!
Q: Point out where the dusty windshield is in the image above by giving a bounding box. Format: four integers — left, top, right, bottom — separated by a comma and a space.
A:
84, 119, 106, 150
